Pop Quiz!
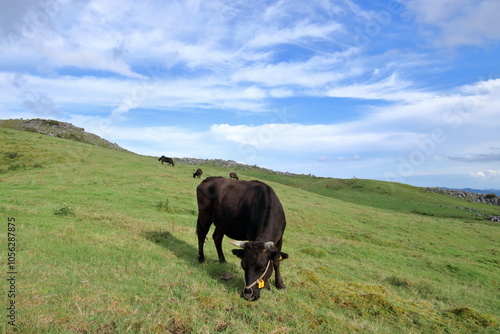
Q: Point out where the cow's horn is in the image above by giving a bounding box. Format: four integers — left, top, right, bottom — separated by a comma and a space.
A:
229, 240, 247, 248
264, 241, 275, 249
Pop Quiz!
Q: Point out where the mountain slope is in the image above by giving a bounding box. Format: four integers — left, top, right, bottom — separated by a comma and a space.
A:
0, 126, 499, 333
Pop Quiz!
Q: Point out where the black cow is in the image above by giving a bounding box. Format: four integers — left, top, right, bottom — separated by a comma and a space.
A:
159, 155, 175, 166
196, 177, 288, 301
193, 168, 203, 178
229, 172, 239, 180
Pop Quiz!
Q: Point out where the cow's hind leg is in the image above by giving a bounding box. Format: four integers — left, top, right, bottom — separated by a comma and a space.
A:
212, 227, 226, 263
196, 216, 211, 263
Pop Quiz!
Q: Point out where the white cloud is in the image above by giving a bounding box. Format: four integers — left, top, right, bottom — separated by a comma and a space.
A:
470, 170, 500, 179
0, 0, 146, 78
209, 123, 415, 155
0, 72, 271, 115
361, 78, 500, 131
231, 48, 361, 88
408, 0, 500, 47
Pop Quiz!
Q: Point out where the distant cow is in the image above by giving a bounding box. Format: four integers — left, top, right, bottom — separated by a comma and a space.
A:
196, 177, 288, 301
229, 172, 239, 180
193, 168, 203, 178
159, 155, 175, 166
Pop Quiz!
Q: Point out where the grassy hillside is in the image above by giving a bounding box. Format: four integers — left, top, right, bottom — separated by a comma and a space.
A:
0, 126, 499, 333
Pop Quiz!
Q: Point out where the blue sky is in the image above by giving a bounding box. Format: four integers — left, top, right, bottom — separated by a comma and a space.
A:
1, 0, 500, 189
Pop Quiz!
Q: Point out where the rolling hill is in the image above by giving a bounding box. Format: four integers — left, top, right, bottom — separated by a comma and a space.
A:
0, 122, 499, 333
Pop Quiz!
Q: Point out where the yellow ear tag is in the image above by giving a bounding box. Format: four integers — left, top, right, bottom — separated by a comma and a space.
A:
258, 280, 265, 289
277, 255, 282, 261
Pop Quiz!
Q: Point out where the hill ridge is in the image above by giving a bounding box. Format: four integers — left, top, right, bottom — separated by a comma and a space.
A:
0, 118, 129, 152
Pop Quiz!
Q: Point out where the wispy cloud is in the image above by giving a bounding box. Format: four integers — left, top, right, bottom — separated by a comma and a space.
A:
448, 154, 500, 163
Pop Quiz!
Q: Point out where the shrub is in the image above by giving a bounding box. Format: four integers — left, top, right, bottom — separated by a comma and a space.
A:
484, 193, 497, 199
5, 151, 21, 159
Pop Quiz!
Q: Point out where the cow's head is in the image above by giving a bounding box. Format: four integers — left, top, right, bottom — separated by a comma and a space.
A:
230, 240, 288, 301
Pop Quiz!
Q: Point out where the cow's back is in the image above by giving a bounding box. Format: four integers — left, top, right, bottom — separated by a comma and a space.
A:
196, 177, 285, 242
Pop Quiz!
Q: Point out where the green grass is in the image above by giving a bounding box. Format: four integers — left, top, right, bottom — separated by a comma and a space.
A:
0, 127, 499, 333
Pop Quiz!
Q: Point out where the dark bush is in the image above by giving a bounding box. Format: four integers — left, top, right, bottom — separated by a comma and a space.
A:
5, 151, 20, 159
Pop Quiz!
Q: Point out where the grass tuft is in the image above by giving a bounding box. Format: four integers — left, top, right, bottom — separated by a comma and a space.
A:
54, 206, 75, 216
385, 275, 413, 288
155, 198, 173, 213
300, 247, 329, 258
445, 307, 498, 328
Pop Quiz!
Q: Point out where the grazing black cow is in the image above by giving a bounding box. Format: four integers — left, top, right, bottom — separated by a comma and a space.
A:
159, 155, 175, 167
229, 172, 239, 180
193, 168, 203, 178
196, 177, 288, 301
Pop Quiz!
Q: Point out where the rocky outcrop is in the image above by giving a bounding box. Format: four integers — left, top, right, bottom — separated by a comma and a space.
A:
427, 187, 500, 207
427, 188, 500, 222
174, 157, 312, 178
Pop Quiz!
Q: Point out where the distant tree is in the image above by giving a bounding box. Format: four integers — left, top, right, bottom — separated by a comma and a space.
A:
485, 193, 497, 199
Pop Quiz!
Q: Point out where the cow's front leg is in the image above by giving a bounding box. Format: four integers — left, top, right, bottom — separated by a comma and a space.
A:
273, 261, 286, 290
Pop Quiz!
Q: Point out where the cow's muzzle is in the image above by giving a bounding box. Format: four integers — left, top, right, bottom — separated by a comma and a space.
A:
242, 288, 259, 301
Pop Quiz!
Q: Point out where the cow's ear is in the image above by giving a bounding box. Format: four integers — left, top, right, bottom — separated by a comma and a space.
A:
232, 249, 245, 259
271, 251, 289, 261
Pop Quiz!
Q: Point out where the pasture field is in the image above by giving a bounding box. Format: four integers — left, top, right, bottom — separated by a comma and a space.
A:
0, 127, 499, 333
